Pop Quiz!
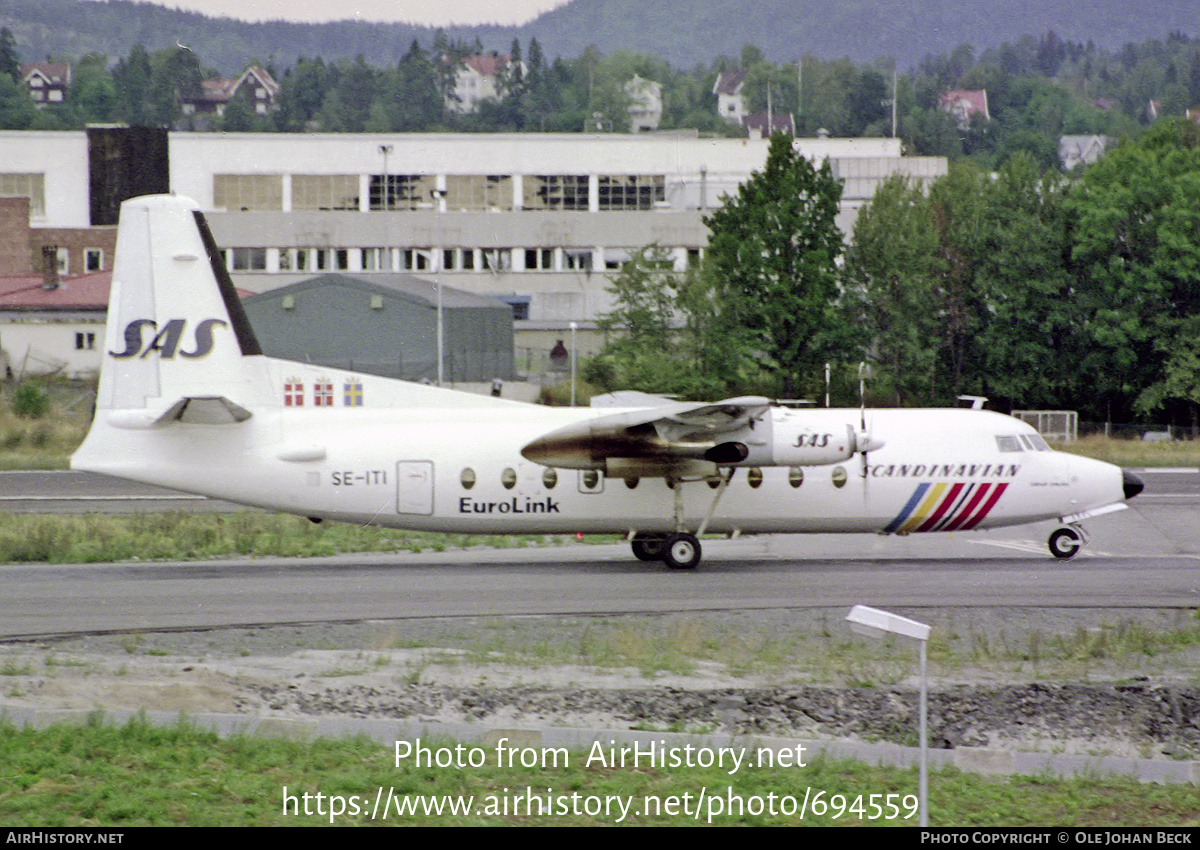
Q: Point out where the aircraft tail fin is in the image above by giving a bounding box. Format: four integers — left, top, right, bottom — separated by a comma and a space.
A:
94, 194, 266, 419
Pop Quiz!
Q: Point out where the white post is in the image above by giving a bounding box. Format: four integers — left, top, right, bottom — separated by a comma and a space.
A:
845, 605, 931, 827
570, 321, 578, 407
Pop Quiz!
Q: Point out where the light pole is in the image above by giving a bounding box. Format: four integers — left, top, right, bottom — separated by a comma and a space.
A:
378, 144, 394, 273
430, 188, 447, 386
378, 144, 393, 210
569, 321, 578, 406
845, 605, 931, 826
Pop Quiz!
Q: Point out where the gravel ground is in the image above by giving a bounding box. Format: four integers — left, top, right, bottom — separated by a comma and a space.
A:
2, 607, 1199, 759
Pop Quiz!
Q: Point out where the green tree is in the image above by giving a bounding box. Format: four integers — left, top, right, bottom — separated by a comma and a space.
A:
0, 73, 35, 129
843, 174, 943, 405
973, 155, 1079, 408
1067, 119, 1200, 423
592, 247, 753, 398
704, 133, 852, 398
0, 27, 20, 83
113, 45, 153, 125
65, 53, 117, 124
148, 46, 202, 126
390, 40, 440, 131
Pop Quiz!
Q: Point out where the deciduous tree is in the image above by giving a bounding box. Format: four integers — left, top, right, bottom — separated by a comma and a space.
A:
704, 132, 852, 398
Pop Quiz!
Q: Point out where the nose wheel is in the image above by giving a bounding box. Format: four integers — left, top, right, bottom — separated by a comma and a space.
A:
1048, 525, 1086, 560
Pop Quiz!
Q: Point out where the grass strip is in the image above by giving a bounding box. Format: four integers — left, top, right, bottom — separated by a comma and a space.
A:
0, 512, 567, 563
0, 717, 1197, 826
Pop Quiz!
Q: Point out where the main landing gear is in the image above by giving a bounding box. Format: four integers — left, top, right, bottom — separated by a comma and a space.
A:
1048, 524, 1087, 560
631, 531, 702, 570
630, 470, 734, 570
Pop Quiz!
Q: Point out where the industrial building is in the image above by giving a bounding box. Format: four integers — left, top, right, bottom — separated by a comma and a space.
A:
0, 129, 946, 383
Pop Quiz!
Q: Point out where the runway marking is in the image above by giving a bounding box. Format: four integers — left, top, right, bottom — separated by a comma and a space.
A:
0, 495, 206, 502
968, 539, 1110, 557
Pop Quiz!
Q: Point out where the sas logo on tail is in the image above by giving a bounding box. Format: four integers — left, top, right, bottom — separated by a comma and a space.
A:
110, 318, 228, 359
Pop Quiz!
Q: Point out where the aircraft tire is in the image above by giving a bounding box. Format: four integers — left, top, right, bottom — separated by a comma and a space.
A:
631, 534, 667, 562
1048, 527, 1082, 560
662, 533, 702, 570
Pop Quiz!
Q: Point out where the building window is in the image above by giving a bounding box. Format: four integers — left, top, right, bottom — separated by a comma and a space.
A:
370, 174, 435, 211
213, 174, 283, 211
84, 248, 103, 271
361, 248, 389, 271
444, 175, 513, 211
0, 173, 45, 218
524, 248, 554, 271
604, 249, 632, 271
498, 296, 530, 321
523, 175, 589, 210
401, 249, 432, 272
564, 249, 593, 271
598, 174, 665, 210
293, 175, 359, 211
481, 249, 511, 272
75, 332, 95, 351
231, 247, 267, 271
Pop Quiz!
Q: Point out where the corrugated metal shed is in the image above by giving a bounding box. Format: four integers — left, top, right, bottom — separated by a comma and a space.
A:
241, 273, 513, 383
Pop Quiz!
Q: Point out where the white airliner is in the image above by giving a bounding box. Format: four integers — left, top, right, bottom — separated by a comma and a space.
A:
71, 195, 1143, 569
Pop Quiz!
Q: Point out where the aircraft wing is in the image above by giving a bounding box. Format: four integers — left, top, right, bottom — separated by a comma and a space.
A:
520, 396, 770, 473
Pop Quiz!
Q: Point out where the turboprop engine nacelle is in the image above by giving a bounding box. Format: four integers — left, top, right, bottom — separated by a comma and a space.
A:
720, 411, 861, 467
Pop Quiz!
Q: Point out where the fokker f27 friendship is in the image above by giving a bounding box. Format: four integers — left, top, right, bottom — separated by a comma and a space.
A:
71, 195, 1144, 569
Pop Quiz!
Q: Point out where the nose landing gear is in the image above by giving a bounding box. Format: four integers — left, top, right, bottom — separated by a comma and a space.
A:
1048, 524, 1088, 560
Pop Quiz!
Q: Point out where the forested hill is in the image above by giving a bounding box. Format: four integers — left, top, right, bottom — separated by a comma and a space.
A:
527, 0, 1200, 67
2, 0, 1197, 74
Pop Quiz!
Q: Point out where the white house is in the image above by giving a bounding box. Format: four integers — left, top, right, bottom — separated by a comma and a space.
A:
445, 53, 523, 114
624, 75, 663, 132
713, 68, 748, 124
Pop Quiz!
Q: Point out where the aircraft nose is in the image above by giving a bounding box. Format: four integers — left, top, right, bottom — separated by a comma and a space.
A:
1123, 469, 1144, 500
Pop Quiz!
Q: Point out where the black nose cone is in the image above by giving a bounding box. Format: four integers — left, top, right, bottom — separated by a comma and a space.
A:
1123, 469, 1144, 500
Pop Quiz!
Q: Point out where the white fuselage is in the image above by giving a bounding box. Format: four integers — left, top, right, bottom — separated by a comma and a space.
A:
76, 361, 1125, 539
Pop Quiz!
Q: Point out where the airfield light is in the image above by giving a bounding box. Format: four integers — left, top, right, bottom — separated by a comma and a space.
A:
845, 604, 930, 826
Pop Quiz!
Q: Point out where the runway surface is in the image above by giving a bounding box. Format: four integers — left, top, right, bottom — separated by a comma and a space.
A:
1, 469, 1198, 639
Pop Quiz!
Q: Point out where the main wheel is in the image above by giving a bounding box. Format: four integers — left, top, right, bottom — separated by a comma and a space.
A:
631, 534, 667, 562
661, 532, 702, 570
1048, 527, 1082, 560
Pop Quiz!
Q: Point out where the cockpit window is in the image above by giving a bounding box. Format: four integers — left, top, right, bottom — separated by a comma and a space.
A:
995, 435, 1023, 452
1027, 434, 1052, 451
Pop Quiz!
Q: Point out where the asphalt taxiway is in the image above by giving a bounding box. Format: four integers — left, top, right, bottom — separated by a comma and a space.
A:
0, 469, 1196, 639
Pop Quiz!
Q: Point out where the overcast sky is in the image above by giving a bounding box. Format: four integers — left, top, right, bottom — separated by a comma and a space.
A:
119, 0, 571, 25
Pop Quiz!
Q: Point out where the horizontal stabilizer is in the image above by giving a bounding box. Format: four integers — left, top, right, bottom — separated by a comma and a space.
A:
107, 396, 252, 429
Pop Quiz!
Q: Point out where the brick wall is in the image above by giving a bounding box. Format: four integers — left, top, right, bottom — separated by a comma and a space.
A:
0, 196, 117, 277
30, 227, 117, 276
0, 196, 32, 275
